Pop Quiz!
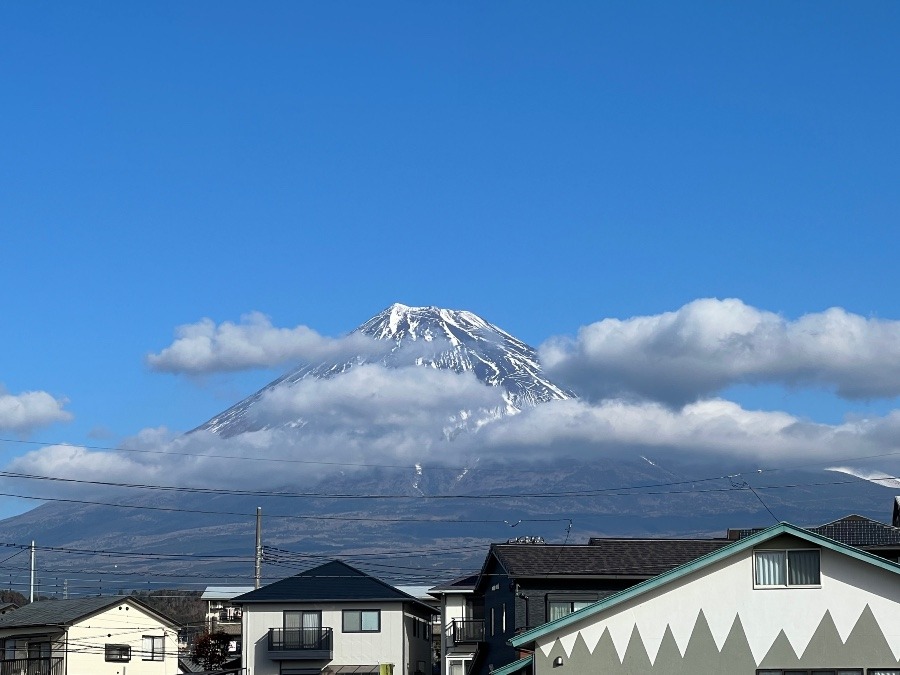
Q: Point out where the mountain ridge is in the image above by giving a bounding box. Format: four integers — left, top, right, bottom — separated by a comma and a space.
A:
195, 303, 574, 437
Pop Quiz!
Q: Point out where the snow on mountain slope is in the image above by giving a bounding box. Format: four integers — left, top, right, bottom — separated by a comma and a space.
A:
194, 303, 575, 437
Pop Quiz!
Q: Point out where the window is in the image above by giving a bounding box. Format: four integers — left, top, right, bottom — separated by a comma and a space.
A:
412, 617, 430, 640
502, 603, 506, 634
490, 607, 495, 636
343, 609, 380, 633
284, 611, 322, 648
754, 549, 821, 587
142, 635, 164, 661
547, 596, 598, 621
450, 659, 472, 675
105, 644, 131, 662
27, 642, 50, 660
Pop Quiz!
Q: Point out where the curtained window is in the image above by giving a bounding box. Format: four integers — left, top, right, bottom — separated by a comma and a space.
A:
754, 549, 820, 587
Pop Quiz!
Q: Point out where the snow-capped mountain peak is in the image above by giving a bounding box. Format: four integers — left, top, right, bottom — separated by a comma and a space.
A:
194, 303, 574, 437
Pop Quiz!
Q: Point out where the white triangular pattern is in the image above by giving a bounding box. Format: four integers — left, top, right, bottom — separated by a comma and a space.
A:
607, 612, 635, 662
533, 546, 900, 667
867, 600, 900, 661
574, 620, 606, 655
557, 631, 579, 657
539, 604, 900, 667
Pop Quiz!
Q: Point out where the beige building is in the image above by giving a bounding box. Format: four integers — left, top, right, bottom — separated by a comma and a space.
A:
0, 595, 180, 675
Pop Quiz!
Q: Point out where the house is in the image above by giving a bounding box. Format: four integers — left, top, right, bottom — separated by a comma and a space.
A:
234, 560, 439, 675
0, 595, 180, 675
457, 535, 730, 675
395, 585, 442, 670
201, 585, 255, 657
504, 522, 900, 675
202, 586, 254, 631
0, 603, 18, 616
427, 574, 479, 675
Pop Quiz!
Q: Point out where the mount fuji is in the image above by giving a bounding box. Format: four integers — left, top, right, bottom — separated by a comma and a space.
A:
194, 303, 575, 437
0, 303, 894, 586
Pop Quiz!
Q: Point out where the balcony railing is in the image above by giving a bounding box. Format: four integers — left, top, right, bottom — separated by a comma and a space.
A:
0, 657, 64, 675
267, 627, 333, 660
450, 619, 484, 644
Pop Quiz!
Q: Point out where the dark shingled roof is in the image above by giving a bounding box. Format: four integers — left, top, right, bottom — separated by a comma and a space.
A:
491, 539, 730, 578
428, 573, 479, 595
233, 560, 437, 613
0, 596, 177, 629
812, 515, 900, 547
729, 515, 900, 548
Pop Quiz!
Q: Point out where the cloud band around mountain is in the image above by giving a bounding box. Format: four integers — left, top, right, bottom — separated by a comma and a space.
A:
540, 298, 900, 405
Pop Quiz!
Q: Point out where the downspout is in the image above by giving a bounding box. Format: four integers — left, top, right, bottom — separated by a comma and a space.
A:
440, 595, 447, 675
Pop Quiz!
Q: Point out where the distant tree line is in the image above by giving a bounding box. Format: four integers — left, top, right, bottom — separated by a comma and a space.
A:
129, 589, 206, 625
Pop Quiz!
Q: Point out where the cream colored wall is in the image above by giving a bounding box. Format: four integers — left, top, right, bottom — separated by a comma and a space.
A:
0, 600, 177, 675
243, 602, 407, 675
65, 601, 179, 675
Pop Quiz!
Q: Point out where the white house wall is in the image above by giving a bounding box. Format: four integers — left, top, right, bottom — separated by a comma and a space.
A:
534, 542, 900, 671
244, 602, 407, 675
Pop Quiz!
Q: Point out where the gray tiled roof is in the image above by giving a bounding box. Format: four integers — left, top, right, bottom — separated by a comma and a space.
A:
811, 514, 900, 547
0, 596, 176, 629
729, 514, 900, 548
492, 539, 730, 578
233, 560, 437, 613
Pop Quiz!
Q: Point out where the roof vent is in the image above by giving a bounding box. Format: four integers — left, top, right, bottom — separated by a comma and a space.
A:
507, 536, 545, 544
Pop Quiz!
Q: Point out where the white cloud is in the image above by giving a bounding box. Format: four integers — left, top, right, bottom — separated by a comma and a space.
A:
10, 387, 900, 494
0, 387, 73, 433
540, 298, 900, 405
146, 312, 387, 375
251, 365, 507, 437
479, 397, 890, 466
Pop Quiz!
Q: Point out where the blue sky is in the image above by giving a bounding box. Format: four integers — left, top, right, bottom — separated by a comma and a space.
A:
2, 2, 900, 517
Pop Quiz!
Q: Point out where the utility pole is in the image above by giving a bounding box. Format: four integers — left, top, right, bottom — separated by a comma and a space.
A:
29, 541, 35, 602
255, 507, 262, 589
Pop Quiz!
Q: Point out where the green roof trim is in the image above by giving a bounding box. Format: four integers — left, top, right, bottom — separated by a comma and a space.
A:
509, 521, 900, 649
489, 655, 533, 675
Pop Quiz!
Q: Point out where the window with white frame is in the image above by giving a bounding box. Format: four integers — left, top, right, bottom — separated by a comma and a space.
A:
754, 549, 821, 587
449, 658, 472, 675
342, 609, 380, 633
142, 635, 164, 661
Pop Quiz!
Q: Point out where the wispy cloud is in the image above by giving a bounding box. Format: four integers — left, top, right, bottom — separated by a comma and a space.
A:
146, 312, 386, 375
0, 387, 73, 433
541, 298, 900, 405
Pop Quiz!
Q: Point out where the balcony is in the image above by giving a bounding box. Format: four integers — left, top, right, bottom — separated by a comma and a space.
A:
0, 657, 64, 675
450, 619, 484, 645
267, 627, 333, 661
